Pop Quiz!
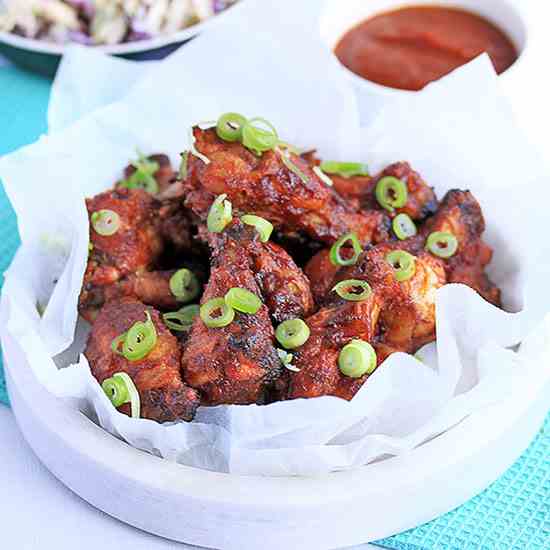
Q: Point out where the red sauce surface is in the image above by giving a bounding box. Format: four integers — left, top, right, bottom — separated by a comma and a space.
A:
335, 6, 518, 91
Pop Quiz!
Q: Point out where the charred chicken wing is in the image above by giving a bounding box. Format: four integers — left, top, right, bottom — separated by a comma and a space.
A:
85, 298, 200, 422
182, 127, 390, 245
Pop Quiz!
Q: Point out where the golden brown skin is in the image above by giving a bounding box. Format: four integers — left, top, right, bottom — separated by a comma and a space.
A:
182, 128, 390, 245
182, 225, 284, 405
79, 188, 164, 322
289, 248, 446, 401
85, 298, 200, 422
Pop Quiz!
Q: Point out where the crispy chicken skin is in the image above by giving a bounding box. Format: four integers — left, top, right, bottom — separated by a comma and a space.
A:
182, 223, 284, 405
182, 127, 390, 245
79, 188, 164, 322
85, 298, 200, 422
289, 249, 446, 400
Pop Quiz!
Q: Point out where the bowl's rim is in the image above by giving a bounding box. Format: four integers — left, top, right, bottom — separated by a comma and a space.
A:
0, 1, 242, 57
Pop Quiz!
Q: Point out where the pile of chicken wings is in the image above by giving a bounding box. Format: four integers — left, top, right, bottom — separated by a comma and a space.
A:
81, 123, 501, 423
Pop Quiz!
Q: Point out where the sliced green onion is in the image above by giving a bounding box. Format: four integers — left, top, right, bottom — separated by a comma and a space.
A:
200, 297, 235, 328
426, 231, 459, 258
278, 142, 303, 155
275, 318, 310, 349
225, 287, 262, 314
169, 269, 200, 303
392, 213, 417, 240
91, 209, 120, 237
163, 304, 200, 332
338, 339, 377, 378
112, 311, 157, 362
119, 153, 159, 194
329, 232, 362, 267
386, 250, 417, 282
241, 214, 273, 242
277, 349, 300, 372
313, 166, 334, 186
279, 149, 309, 184
375, 176, 408, 212
207, 194, 233, 233
189, 126, 211, 165
102, 375, 129, 407
332, 279, 372, 302
178, 151, 189, 180
241, 117, 279, 154
320, 161, 369, 179
102, 372, 141, 418
216, 112, 248, 142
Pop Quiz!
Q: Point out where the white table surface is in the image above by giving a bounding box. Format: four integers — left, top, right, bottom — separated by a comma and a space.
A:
1, 2, 548, 548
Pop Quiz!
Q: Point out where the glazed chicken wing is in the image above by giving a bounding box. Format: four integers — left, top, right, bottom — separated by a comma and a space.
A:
85, 298, 200, 422
79, 187, 164, 322
182, 223, 285, 405
182, 127, 390, 245
289, 249, 446, 400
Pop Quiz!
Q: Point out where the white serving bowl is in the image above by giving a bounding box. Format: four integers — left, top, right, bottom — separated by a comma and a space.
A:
2, 296, 549, 550
320, 0, 530, 124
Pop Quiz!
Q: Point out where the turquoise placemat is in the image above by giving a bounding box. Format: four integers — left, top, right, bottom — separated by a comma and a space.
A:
0, 65, 547, 550
0, 66, 51, 404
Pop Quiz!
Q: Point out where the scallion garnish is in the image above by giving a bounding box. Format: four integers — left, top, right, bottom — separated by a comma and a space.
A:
329, 232, 362, 267
216, 112, 248, 142
91, 209, 120, 237
275, 319, 310, 349
163, 304, 199, 332
392, 213, 417, 240
241, 214, 273, 243
102, 372, 141, 418
338, 340, 377, 378
111, 311, 157, 362
200, 298, 235, 328
207, 194, 233, 233
241, 117, 279, 155
119, 153, 159, 194
320, 161, 369, 179
386, 250, 416, 282
313, 166, 334, 186
332, 279, 372, 302
375, 176, 408, 212
224, 287, 262, 314
169, 269, 201, 303
426, 231, 458, 258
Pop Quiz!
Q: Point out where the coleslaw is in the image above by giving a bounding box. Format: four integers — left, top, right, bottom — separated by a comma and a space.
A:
0, 0, 238, 45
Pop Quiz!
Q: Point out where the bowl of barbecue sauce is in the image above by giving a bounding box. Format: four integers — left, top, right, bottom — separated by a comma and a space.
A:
320, 0, 528, 120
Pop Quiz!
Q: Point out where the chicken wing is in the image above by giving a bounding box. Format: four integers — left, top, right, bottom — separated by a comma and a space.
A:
182, 127, 390, 245
182, 223, 284, 405
288, 249, 446, 400
79, 187, 164, 322
85, 298, 200, 422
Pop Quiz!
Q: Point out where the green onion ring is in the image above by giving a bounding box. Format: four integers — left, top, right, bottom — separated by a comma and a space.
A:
91, 209, 121, 237
163, 304, 200, 332
319, 161, 370, 179
216, 112, 248, 142
118, 154, 159, 194
426, 231, 459, 258
169, 268, 201, 303
392, 213, 417, 240
275, 318, 310, 349
122, 311, 158, 361
241, 117, 279, 154
332, 279, 373, 302
102, 372, 141, 418
200, 298, 235, 328
207, 194, 233, 233
338, 339, 377, 378
375, 176, 408, 212
225, 287, 262, 314
386, 250, 417, 282
329, 232, 362, 267
241, 214, 274, 243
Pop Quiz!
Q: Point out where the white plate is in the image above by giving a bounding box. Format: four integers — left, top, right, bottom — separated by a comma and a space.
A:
2, 309, 548, 550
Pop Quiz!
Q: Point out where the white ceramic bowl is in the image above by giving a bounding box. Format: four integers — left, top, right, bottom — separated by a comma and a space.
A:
2, 298, 549, 550
320, 0, 530, 123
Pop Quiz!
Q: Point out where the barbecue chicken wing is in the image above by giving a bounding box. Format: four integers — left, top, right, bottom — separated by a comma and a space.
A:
182, 223, 285, 405
85, 298, 200, 422
79, 188, 164, 322
289, 248, 446, 400
182, 127, 390, 245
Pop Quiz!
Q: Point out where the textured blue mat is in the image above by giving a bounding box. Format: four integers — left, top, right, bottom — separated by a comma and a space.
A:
0, 66, 548, 550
